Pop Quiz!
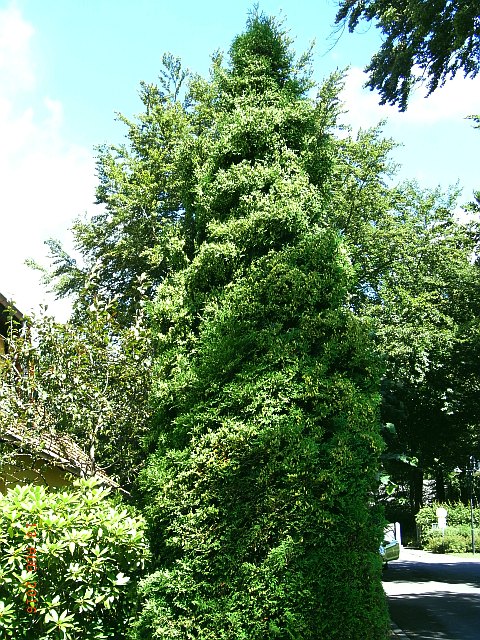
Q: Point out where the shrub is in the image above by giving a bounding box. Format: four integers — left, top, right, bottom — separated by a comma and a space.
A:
423, 526, 480, 554
417, 503, 480, 553
0, 478, 149, 639
416, 502, 480, 548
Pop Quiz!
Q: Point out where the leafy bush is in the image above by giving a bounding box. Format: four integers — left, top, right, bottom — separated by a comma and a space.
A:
416, 502, 480, 530
417, 503, 480, 553
0, 292, 152, 491
0, 478, 149, 639
423, 526, 480, 553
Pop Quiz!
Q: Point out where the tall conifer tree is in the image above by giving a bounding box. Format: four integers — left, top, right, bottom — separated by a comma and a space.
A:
132, 12, 388, 639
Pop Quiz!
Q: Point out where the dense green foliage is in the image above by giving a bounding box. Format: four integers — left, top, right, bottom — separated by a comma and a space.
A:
40, 10, 480, 507
0, 478, 149, 639
129, 13, 389, 640
363, 185, 480, 506
336, 0, 480, 109
321, 112, 480, 507
423, 526, 480, 553
15, 6, 480, 637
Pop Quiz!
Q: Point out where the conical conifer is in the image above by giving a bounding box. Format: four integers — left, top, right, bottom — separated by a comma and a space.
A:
132, 12, 388, 640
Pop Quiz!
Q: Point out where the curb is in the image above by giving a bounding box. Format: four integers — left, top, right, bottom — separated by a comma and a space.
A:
390, 622, 410, 638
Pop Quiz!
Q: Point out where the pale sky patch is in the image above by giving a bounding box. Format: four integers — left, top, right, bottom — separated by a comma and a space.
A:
405, 73, 480, 124
340, 67, 480, 130
0, 3, 35, 92
0, 4, 94, 320
338, 67, 480, 200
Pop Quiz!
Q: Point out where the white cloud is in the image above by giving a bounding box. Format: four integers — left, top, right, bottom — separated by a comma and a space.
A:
337, 64, 480, 226
0, 4, 35, 92
340, 66, 480, 131
399, 71, 480, 124
0, 4, 95, 320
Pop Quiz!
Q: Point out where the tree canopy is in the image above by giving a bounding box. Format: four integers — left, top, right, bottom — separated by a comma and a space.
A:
335, 0, 480, 109
34, 5, 480, 516
0, 279, 152, 490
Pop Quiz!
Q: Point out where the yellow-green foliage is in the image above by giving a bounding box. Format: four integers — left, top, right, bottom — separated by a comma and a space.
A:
0, 478, 149, 639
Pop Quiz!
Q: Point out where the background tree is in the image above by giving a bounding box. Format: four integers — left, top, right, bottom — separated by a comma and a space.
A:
0, 276, 152, 490
38, 54, 191, 325
131, 13, 388, 640
372, 188, 480, 509
335, 0, 480, 109
323, 115, 480, 514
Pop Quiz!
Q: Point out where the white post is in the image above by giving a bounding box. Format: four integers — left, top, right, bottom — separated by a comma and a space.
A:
436, 507, 447, 531
394, 522, 402, 548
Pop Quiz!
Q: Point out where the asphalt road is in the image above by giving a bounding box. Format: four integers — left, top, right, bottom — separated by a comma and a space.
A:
383, 548, 480, 639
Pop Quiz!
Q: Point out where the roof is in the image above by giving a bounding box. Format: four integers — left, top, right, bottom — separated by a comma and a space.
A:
1, 423, 120, 489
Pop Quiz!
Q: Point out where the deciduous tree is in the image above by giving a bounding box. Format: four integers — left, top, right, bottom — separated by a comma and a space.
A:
40, 54, 191, 325
0, 277, 152, 490
336, 0, 480, 109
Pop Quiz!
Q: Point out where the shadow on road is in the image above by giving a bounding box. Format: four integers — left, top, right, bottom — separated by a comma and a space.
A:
388, 591, 480, 640
384, 552, 480, 640
383, 557, 480, 589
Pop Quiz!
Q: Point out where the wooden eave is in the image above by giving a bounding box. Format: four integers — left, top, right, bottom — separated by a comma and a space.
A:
1, 424, 119, 489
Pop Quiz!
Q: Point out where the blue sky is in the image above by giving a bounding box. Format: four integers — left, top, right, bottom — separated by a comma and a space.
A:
1, 0, 479, 318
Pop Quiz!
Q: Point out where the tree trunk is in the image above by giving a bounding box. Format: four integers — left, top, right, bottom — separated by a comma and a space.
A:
410, 467, 424, 513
